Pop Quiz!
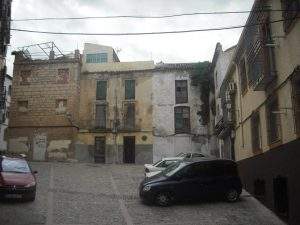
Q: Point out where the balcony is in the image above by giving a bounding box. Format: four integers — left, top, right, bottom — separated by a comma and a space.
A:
248, 43, 276, 91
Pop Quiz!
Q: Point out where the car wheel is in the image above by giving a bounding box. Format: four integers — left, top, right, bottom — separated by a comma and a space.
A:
25, 192, 36, 202
155, 192, 172, 206
225, 189, 239, 202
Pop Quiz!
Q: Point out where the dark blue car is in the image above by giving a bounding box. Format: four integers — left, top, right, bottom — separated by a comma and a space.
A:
139, 158, 242, 206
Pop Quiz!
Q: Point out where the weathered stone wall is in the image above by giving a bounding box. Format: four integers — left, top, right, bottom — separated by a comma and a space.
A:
8, 54, 81, 161
152, 69, 208, 162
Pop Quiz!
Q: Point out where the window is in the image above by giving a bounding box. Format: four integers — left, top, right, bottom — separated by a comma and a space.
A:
95, 105, 106, 129
20, 70, 31, 85
96, 81, 107, 100
57, 69, 69, 84
86, 53, 108, 63
124, 102, 135, 129
281, 0, 300, 33
174, 106, 190, 133
17, 100, 28, 112
125, 80, 135, 100
55, 99, 67, 114
157, 160, 177, 168
251, 111, 262, 153
175, 80, 188, 103
238, 58, 248, 94
291, 70, 300, 134
266, 96, 281, 144
8, 85, 11, 96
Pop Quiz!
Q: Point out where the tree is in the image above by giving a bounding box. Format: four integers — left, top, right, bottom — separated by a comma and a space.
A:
191, 61, 211, 125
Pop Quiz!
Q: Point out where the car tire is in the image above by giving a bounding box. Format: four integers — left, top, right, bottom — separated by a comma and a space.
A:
25, 192, 36, 202
155, 192, 172, 206
225, 188, 239, 202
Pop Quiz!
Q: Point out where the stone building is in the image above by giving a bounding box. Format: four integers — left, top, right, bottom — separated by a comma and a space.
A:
0, 74, 12, 151
76, 43, 155, 164
218, 0, 300, 224
8, 43, 210, 164
9, 46, 81, 161
209, 43, 236, 159
0, 0, 12, 116
152, 63, 208, 162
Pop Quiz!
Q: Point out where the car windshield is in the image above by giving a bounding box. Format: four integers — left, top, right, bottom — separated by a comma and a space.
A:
152, 159, 163, 166
175, 153, 185, 157
161, 161, 186, 177
0, 159, 31, 173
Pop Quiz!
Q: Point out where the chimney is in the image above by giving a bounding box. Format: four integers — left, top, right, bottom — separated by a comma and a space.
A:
49, 50, 55, 60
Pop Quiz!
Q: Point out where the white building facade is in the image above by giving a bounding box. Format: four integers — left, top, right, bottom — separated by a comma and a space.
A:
0, 74, 12, 151
152, 63, 208, 162
211, 43, 236, 159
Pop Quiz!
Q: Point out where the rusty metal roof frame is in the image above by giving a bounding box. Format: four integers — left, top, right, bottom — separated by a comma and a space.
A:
17, 42, 64, 59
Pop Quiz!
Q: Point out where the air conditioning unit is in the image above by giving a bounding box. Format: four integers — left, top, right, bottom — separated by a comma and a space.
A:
228, 82, 236, 94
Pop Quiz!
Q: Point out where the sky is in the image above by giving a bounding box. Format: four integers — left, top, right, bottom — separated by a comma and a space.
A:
6, 0, 255, 75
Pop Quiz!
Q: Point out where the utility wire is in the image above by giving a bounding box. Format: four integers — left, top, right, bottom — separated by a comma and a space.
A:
10, 9, 295, 21
10, 17, 298, 36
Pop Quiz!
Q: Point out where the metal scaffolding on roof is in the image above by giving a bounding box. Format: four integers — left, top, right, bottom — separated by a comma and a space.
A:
17, 42, 65, 59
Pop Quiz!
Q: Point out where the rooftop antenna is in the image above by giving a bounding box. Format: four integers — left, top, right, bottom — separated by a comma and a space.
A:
115, 48, 122, 55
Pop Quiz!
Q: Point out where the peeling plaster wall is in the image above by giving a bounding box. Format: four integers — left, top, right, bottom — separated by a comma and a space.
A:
8, 137, 29, 153
152, 70, 208, 162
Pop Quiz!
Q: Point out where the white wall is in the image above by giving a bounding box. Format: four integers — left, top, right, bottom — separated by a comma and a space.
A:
152, 69, 208, 162
0, 75, 12, 151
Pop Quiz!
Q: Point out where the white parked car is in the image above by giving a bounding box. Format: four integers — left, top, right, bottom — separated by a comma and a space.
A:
176, 152, 207, 158
144, 157, 183, 177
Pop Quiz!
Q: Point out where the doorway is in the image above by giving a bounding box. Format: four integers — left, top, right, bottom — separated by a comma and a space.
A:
123, 136, 135, 163
273, 176, 289, 219
95, 137, 105, 163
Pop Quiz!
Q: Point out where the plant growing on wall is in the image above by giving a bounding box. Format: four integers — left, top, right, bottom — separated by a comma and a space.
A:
191, 61, 211, 125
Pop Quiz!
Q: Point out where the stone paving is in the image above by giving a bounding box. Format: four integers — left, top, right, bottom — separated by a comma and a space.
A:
0, 162, 286, 225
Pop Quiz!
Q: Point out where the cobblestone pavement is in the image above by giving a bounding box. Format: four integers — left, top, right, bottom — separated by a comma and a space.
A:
0, 162, 285, 225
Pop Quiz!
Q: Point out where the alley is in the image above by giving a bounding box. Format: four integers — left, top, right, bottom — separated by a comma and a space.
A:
0, 162, 285, 225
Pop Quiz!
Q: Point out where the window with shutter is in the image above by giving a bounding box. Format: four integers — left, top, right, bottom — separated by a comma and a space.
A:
291, 69, 300, 134
96, 81, 107, 100
20, 70, 31, 85
125, 80, 135, 100
124, 102, 135, 129
174, 106, 190, 133
266, 96, 281, 144
95, 105, 106, 129
281, 0, 300, 33
175, 80, 188, 103
251, 111, 262, 153
238, 58, 248, 94
57, 69, 69, 84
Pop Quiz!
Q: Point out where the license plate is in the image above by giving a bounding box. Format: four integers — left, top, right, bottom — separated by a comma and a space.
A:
5, 194, 22, 199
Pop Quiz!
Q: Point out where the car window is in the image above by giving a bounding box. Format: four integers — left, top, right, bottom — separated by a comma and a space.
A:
153, 159, 163, 167
0, 159, 31, 173
192, 153, 204, 157
162, 161, 186, 177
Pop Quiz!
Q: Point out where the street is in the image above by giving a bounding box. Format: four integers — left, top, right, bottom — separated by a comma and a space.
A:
0, 162, 285, 225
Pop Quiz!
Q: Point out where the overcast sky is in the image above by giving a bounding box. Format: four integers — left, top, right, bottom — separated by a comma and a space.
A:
6, 0, 255, 74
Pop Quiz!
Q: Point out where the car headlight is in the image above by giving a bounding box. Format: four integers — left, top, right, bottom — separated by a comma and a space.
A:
25, 182, 36, 188
143, 185, 151, 192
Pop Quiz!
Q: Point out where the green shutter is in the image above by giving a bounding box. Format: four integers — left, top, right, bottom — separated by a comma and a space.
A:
96, 81, 107, 100
125, 80, 135, 100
